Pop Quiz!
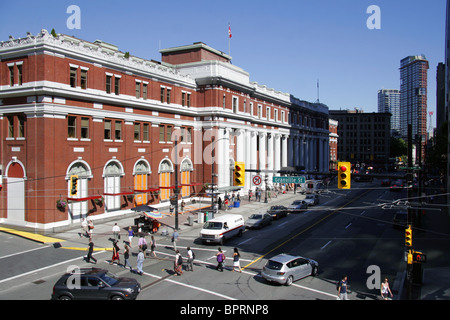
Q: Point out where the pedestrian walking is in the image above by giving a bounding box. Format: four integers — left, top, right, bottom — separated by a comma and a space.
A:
127, 226, 134, 247
172, 229, 179, 251
87, 218, 94, 238
180, 200, 186, 214
80, 218, 88, 238
123, 243, 133, 271
381, 278, 393, 300
232, 248, 242, 273
215, 248, 226, 272
110, 240, 121, 266
149, 236, 157, 257
174, 250, 183, 275
85, 239, 97, 264
112, 223, 120, 241
337, 275, 349, 300
136, 248, 144, 275
138, 235, 147, 255
186, 247, 194, 271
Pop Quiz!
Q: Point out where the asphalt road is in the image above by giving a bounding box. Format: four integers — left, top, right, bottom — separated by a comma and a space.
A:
0, 180, 448, 305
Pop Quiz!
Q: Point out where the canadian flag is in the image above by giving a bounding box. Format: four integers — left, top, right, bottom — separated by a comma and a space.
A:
228, 24, 232, 38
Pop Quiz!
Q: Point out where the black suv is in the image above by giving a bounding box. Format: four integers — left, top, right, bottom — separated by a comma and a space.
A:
51, 268, 141, 300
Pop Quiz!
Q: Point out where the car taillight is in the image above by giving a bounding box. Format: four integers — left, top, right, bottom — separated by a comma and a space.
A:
277, 272, 285, 275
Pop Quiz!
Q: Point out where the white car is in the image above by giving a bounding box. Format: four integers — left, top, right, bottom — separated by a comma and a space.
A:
304, 194, 319, 206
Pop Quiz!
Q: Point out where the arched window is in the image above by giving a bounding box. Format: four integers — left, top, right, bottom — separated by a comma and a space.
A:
103, 160, 124, 211
133, 159, 151, 205
67, 160, 91, 221
180, 158, 193, 197
158, 159, 173, 201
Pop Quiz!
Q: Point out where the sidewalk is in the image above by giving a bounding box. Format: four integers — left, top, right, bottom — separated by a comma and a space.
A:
48, 190, 307, 252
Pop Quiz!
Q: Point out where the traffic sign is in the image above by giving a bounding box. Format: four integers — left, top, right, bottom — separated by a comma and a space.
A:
252, 175, 262, 186
272, 176, 305, 184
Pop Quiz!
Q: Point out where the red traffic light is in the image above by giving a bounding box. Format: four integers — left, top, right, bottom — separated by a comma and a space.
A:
340, 165, 347, 172
413, 251, 426, 263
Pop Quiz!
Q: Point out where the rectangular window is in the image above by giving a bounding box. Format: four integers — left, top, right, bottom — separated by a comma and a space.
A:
115, 121, 122, 140
106, 75, 112, 93
166, 88, 171, 104
17, 65, 22, 86
186, 127, 192, 143
159, 125, 165, 142
70, 67, 77, 88
9, 65, 14, 86
160, 87, 165, 103
187, 93, 191, 107
143, 123, 149, 141
68, 116, 76, 138
114, 77, 120, 95
104, 120, 112, 140
232, 97, 238, 113
81, 117, 89, 139
223, 95, 226, 109
18, 115, 25, 138
166, 126, 172, 142
7, 116, 14, 138
143, 83, 148, 100
80, 69, 87, 89
135, 82, 141, 99
134, 122, 140, 141
182, 92, 186, 107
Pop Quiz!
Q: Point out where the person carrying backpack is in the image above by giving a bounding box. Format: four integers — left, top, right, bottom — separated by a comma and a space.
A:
174, 250, 183, 275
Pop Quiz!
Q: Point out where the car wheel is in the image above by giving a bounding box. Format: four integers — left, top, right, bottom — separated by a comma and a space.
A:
58, 295, 72, 300
311, 266, 318, 276
285, 276, 294, 286
111, 295, 124, 300
237, 229, 243, 237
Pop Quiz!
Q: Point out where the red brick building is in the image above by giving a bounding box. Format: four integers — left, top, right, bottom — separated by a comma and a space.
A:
0, 30, 329, 232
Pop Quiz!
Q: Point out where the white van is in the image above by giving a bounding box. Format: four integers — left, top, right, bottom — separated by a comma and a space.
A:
200, 214, 245, 245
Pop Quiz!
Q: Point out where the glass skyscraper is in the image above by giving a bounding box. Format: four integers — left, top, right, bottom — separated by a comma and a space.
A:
378, 89, 400, 136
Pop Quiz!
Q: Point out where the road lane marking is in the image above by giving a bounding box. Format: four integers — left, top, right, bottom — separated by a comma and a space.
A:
0, 245, 52, 260
345, 223, 352, 229
242, 189, 372, 271
320, 240, 332, 250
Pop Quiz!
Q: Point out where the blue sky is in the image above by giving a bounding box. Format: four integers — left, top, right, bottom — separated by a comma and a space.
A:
0, 0, 446, 127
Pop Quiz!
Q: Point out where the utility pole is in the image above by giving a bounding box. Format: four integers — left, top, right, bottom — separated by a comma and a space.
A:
406, 124, 413, 299
174, 137, 179, 230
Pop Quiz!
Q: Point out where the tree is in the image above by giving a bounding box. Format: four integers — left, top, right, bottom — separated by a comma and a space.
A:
390, 137, 407, 158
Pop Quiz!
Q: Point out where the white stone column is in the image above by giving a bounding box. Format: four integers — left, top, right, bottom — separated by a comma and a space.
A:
274, 134, 281, 173
267, 133, 274, 185
281, 135, 288, 168
259, 132, 267, 174
217, 128, 230, 187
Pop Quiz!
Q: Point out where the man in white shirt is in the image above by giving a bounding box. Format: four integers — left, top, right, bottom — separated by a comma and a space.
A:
112, 223, 120, 241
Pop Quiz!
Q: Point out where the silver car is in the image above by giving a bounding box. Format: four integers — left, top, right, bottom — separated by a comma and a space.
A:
287, 200, 308, 213
261, 254, 318, 286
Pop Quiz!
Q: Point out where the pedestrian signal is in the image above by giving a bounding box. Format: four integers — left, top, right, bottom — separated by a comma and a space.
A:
70, 175, 78, 196
234, 162, 245, 186
405, 225, 412, 247
338, 162, 351, 189
413, 251, 426, 263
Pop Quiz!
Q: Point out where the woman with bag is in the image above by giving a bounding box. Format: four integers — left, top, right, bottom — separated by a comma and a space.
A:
215, 248, 226, 272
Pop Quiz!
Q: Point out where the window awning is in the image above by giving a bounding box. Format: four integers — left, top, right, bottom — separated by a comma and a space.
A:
67, 195, 102, 202
134, 188, 160, 193
103, 191, 135, 196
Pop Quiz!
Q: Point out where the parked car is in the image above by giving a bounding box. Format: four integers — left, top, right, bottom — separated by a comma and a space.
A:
304, 194, 319, 206
245, 213, 273, 229
261, 253, 319, 286
390, 179, 404, 192
51, 268, 141, 300
267, 205, 288, 220
287, 200, 308, 213
381, 179, 391, 187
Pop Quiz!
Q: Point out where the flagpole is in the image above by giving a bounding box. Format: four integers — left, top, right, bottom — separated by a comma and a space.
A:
228, 23, 232, 58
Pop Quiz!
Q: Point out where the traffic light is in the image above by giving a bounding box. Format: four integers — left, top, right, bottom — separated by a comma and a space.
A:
70, 175, 78, 196
405, 225, 413, 247
234, 162, 245, 186
338, 162, 351, 189
412, 251, 427, 263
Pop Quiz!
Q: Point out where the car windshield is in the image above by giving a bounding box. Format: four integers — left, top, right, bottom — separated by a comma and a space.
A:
249, 214, 262, 219
306, 195, 313, 199
292, 201, 302, 205
100, 271, 120, 286
203, 222, 223, 230
265, 260, 283, 270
